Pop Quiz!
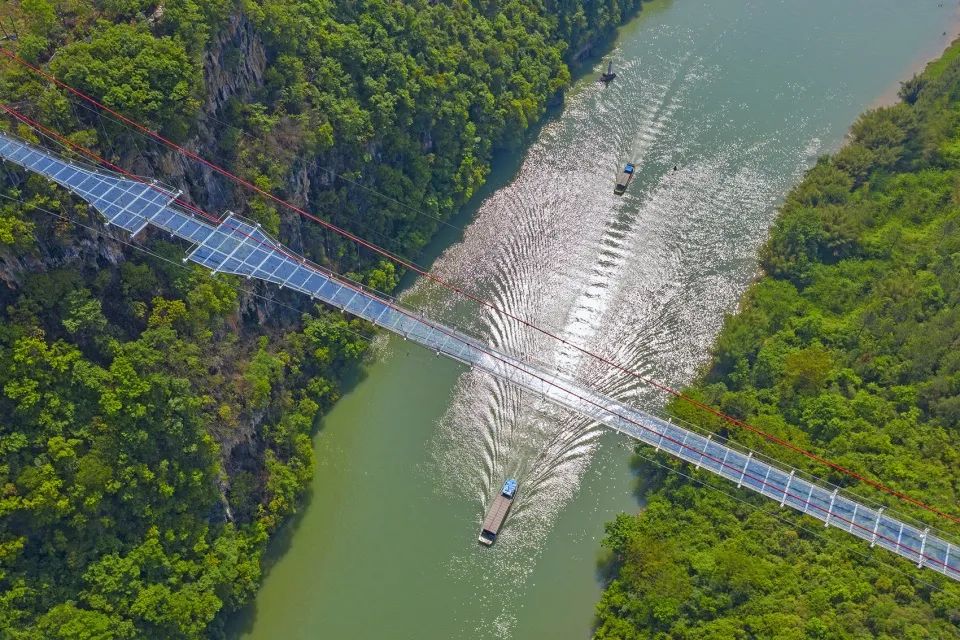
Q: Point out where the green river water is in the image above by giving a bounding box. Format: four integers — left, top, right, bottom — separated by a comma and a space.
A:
233, 1, 957, 638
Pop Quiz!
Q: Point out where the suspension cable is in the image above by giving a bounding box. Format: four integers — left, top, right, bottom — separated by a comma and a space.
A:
2, 52, 959, 527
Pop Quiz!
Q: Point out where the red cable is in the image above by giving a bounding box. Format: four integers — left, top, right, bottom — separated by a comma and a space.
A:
0, 104, 358, 293
0, 106, 216, 226
5, 111, 957, 569
8, 101, 960, 565
3, 49, 960, 528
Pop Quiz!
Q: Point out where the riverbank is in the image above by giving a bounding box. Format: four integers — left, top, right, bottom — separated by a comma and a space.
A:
232, 2, 957, 638
0, 2, 657, 638
595, 34, 960, 640
872, 8, 960, 107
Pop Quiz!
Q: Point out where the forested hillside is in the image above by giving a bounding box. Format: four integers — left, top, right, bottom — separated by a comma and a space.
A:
594, 40, 960, 639
0, 1, 643, 637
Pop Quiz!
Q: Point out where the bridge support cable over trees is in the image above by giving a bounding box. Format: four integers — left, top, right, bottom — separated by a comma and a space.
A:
1, 130, 959, 581
7, 49, 958, 530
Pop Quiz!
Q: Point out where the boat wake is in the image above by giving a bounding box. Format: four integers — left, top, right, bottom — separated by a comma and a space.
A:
407, 14, 831, 639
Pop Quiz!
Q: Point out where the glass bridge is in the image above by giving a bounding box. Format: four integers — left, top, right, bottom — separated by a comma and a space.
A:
1, 131, 957, 582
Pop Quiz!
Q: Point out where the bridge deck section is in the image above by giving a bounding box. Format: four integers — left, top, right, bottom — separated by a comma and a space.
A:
1, 131, 956, 581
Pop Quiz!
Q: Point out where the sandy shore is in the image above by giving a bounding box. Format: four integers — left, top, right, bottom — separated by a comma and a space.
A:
872, 4, 960, 107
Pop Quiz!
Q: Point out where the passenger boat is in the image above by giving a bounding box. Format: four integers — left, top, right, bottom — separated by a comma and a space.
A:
600, 60, 616, 83
478, 479, 518, 546
614, 162, 635, 195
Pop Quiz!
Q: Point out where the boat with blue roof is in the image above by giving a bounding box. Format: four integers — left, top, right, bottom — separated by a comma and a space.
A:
614, 162, 635, 195
478, 479, 518, 546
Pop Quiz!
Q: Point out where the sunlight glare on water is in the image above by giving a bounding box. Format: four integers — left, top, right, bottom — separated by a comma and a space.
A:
416, 1, 958, 635
237, 1, 958, 638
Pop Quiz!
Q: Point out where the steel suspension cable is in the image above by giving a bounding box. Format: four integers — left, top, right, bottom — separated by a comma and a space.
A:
3, 50, 960, 527
4, 110, 960, 573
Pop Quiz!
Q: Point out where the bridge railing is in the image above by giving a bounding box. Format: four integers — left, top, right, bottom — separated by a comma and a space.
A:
2, 131, 958, 582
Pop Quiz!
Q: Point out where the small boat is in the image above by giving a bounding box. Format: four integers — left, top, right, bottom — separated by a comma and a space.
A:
478, 479, 518, 546
614, 162, 635, 195
600, 60, 616, 83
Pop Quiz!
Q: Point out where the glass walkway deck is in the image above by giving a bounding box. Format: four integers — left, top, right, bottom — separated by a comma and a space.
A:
1, 131, 957, 582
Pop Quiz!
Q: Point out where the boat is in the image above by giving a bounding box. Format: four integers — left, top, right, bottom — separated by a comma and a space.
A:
600, 60, 616, 83
614, 162, 635, 195
478, 479, 518, 546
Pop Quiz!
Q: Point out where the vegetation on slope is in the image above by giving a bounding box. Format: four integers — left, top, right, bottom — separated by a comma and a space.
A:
594, 40, 960, 640
2, 0, 644, 270
0, 253, 368, 638
0, 0, 644, 637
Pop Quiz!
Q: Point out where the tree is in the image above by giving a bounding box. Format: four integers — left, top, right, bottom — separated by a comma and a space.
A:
50, 23, 200, 138
597, 34, 960, 640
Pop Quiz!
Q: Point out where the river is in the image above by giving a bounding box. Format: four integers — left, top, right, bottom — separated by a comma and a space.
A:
232, 1, 957, 638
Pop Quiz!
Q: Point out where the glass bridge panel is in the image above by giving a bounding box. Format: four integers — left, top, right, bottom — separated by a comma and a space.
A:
440, 337, 466, 361
404, 319, 433, 345
272, 261, 297, 284
829, 495, 856, 529
852, 503, 878, 539
357, 298, 388, 323
781, 478, 811, 512
6, 144, 30, 163
300, 272, 325, 295
342, 290, 369, 316
127, 187, 174, 222
807, 485, 834, 518
94, 183, 128, 204
288, 267, 313, 290
740, 457, 769, 493
720, 449, 749, 484
147, 206, 179, 230
189, 246, 219, 270
681, 432, 706, 464
110, 210, 146, 232
220, 248, 255, 274
72, 175, 104, 196
254, 253, 287, 280
315, 278, 342, 301
331, 284, 356, 307
698, 439, 726, 474
50, 166, 79, 185
377, 307, 404, 332
924, 538, 949, 572
178, 217, 212, 243
104, 188, 152, 232
899, 528, 924, 563
761, 466, 789, 501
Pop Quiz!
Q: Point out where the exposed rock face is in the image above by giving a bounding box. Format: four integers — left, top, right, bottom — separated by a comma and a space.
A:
287, 162, 312, 210
152, 13, 268, 215
202, 13, 267, 118
0, 210, 125, 288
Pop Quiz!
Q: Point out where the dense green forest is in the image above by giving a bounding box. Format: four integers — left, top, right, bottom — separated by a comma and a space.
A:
0, 0, 643, 638
1, 0, 643, 270
594, 40, 960, 639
